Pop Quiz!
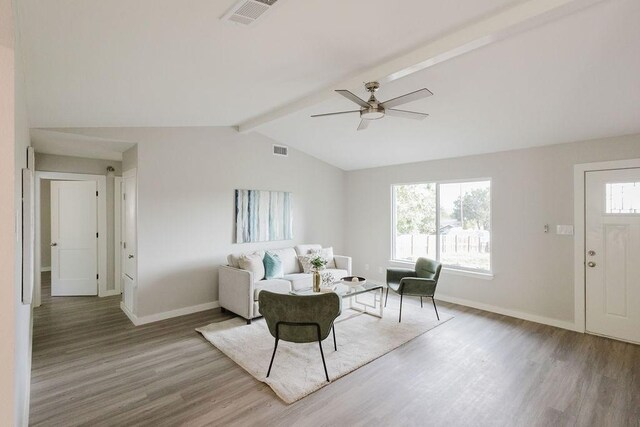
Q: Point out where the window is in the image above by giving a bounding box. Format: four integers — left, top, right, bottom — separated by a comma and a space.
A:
606, 182, 640, 214
392, 179, 491, 273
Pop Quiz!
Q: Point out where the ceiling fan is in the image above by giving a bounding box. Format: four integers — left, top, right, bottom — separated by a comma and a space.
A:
311, 81, 433, 131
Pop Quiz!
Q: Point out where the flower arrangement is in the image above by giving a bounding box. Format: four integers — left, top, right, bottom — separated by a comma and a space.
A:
309, 254, 328, 271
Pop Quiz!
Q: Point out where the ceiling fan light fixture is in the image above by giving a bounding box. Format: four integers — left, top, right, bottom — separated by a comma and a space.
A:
311, 81, 432, 130
360, 108, 385, 120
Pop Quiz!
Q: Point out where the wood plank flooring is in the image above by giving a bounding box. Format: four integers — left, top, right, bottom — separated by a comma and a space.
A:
30, 273, 640, 426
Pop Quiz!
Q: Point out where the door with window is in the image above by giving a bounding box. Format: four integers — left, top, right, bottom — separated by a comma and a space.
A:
51, 180, 98, 296
585, 168, 640, 343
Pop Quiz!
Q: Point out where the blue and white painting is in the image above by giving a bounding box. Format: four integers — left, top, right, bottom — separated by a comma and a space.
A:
235, 190, 293, 243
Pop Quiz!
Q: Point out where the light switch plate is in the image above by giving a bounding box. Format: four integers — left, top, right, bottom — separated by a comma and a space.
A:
556, 225, 574, 235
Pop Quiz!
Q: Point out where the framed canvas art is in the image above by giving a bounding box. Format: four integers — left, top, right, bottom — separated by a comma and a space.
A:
235, 190, 292, 243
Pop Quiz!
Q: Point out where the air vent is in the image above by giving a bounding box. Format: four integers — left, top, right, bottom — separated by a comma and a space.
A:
221, 0, 280, 26
273, 145, 288, 157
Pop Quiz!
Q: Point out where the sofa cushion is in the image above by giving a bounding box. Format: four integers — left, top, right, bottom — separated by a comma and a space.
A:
253, 279, 291, 301
311, 247, 337, 269
269, 247, 300, 274
264, 251, 284, 279
297, 255, 314, 274
294, 244, 322, 256
282, 273, 313, 290
228, 250, 264, 268
238, 253, 265, 281
321, 269, 348, 284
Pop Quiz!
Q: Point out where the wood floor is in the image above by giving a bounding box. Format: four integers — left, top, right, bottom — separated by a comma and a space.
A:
31, 273, 639, 426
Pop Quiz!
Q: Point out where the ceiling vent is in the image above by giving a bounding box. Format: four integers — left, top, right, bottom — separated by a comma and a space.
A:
273, 145, 288, 157
221, 0, 280, 26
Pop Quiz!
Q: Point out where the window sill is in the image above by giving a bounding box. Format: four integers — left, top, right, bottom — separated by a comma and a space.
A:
388, 260, 494, 280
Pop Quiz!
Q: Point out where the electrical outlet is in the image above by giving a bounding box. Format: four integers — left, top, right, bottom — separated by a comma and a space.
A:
364, 264, 369, 271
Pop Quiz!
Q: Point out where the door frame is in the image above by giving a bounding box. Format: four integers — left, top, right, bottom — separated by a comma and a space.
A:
573, 158, 640, 334
34, 171, 108, 307
114, 176, 123, 294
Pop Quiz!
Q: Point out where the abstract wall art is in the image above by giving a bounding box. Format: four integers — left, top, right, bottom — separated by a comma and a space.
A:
235, 189, 293, 243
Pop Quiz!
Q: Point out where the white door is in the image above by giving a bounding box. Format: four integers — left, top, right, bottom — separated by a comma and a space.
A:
585, 168, 640, 343
51, 180, 98, 296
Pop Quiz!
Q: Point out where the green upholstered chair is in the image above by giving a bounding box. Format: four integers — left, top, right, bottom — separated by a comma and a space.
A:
258, 291, 341, 382
385, 257, 442, 323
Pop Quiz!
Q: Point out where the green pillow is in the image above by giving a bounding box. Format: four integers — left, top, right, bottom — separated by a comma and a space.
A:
264, 251, 284, 279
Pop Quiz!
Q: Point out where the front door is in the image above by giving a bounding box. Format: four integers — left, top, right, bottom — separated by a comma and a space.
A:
51, 180, 98, 296
585, 168, 640, 343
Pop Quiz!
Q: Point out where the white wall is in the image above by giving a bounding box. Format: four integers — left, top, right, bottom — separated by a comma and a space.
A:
35, 154, 122, 290
1, 0, 33, 423
122, 144, 137, 172
0, 0, 17, 422
346, 134, 640, 328
14, 47, 31, 427
65, 127, 347, 318
347, 135, 640, 324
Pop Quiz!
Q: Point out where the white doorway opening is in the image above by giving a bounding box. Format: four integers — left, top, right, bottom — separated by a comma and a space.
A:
35, 172, 108, 307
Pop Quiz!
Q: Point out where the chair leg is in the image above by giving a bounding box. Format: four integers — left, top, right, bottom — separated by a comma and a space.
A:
246, 318, 252, 325
399, 293, 403, 323
332, 325, 337, 351
385, 286, 389, 307
266, 338, 279, 378
420, 297, 423, 308
317, 332, 329, 382
432, 297, 440, 320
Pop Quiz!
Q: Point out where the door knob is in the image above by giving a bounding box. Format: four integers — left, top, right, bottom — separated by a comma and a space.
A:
587, 250, 596, 256
587, 261, 596, 268
128, 254, 134, 259
50, 242, 57, 247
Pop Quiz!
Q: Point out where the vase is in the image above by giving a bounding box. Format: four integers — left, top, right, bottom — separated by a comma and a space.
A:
313, 271, 321, 292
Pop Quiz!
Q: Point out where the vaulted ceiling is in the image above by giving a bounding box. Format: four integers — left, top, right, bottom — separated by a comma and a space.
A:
17, 0, 640, 169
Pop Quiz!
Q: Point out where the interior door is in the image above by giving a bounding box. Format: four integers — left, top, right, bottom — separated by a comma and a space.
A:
51, 180, 98, 296
585, 168, 640, 343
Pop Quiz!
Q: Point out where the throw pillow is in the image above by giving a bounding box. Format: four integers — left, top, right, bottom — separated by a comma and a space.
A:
310, 247, 336, 268
297, 255, 315, 274
238, 253, 265, 281
263, 251, 284, 279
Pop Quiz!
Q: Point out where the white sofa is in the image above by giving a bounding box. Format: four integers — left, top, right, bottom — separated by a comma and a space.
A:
218, 244, 352, 324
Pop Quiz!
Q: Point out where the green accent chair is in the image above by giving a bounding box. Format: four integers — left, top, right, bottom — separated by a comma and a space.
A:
258, 291, 341, 382
385, 257, 442, 323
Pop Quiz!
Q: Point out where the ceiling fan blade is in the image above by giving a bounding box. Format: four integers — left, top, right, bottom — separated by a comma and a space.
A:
386, 109, 429, 120
336, 90, 371, 108
357, 119, 370, 131
311, 110, 360, 118
380, 88, 434, 109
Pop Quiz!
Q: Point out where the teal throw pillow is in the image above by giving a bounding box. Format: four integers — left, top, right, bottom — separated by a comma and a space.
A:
264, 251, 284, 279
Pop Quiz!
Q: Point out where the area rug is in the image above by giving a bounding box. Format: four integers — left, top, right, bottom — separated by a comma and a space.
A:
196, 301, 452, 404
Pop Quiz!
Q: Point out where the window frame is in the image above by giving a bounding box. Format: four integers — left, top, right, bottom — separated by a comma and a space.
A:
391, 177, 493, 275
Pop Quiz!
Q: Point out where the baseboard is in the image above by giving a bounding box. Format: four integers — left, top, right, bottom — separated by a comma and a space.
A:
40, 266, 51, 272
121, 301, 220, 326
436, 294, 580, 332
101, 290, 121, 297
120, 302, 139, 325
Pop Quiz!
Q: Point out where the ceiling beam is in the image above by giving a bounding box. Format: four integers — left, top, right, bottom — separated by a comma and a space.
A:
237, 0, 603, 133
